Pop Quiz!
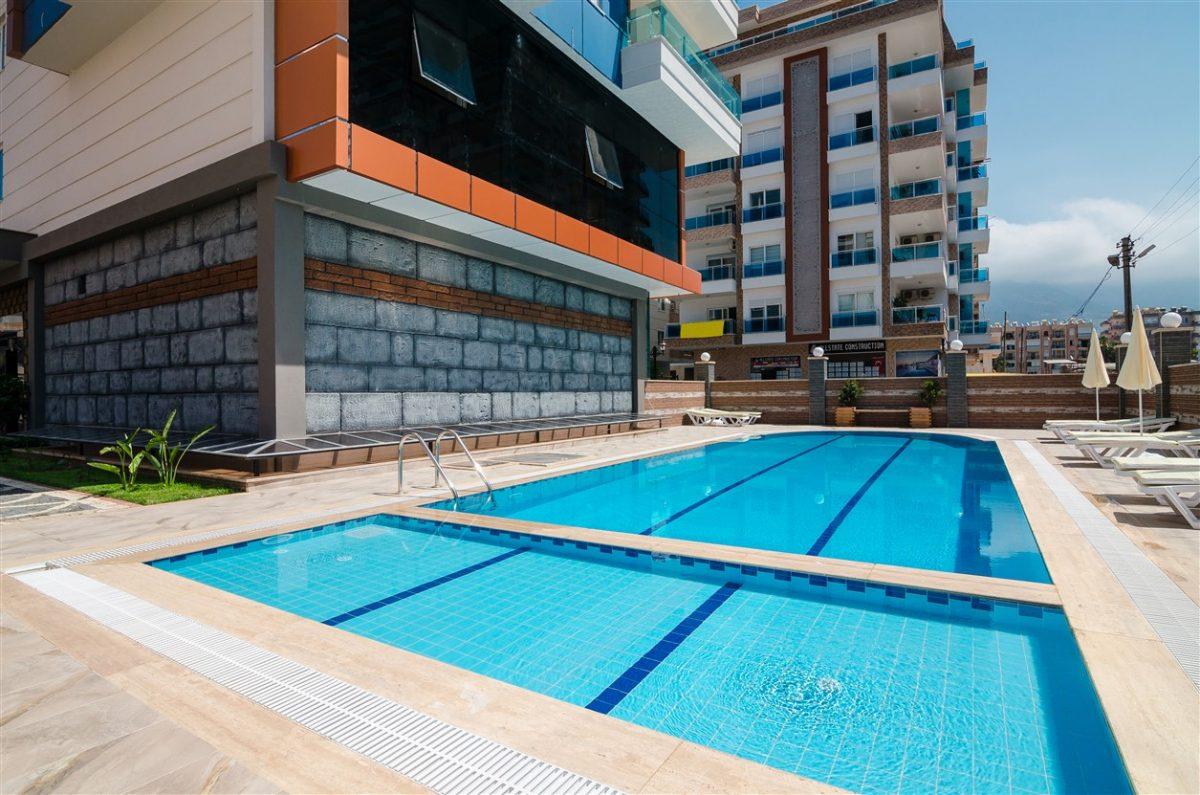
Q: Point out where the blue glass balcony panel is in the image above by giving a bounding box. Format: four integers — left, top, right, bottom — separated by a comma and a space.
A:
892, 306, 943, 324
745, 316, 785, 333
684, 209, 735, 230
890, 178, 942, 201
887, 54, 938, 79
828, 66, 876, 92
831, 310, 879, 328
744, 260, 785, 278
742, 203, 784, 223
741, 147, 782, 168
627, 1, 740, 116
957, 112, 987, 130
829, 126, 876, 150
743, 91, 783, 113
960, 268, 990, 283
958, 215, 989, 232
829, 187, 877, 209
889, 115, 940, 140
699, 264, 733, 282
533, 0, 625, 83
891, 242, 943, 261
684, 158, 735, 178
957, 164, 987, 181
830, 248, 878, 268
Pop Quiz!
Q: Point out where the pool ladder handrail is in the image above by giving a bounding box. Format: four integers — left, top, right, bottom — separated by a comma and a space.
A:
396, 433, 460, 499
431, 429, 495, 503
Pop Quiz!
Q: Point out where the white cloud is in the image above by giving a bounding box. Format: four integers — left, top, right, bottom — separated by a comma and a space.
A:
988, 198, 1199, 284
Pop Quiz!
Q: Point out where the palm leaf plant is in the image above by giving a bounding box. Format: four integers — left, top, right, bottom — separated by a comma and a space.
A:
143, 409, 213, 487
88, 429, 146, 490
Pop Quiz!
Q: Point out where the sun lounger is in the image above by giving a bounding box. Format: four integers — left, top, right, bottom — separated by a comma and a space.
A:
1070, 432, 1200, 468
1133, 470, 1200, 529
1111, 456, 1200, 474
1045, 417, 1175, 441
685, 408, 762, 426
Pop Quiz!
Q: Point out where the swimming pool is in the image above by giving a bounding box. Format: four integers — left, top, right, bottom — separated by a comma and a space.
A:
434, 431, 1050, 583
152, 515, 1129, 794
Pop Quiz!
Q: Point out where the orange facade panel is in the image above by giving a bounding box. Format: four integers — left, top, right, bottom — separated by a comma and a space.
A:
680, 265, 702, 294
588, 228, 619, 264
417, 154, 471, 212
471, 178, 516, 227
350, 125, 416, 192
555, 213, 590, 255
661, 259, 684, 288
285, 120, 349, 181
275, 38, 348, 139
515, 196, 555, 242
618, 240, 643, 274
275, 0, 349, 64
641, 252, 665, 282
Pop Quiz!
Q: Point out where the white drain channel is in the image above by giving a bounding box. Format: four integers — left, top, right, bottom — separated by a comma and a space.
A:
1017, 441, 1200, 688
15, 568, 618, 795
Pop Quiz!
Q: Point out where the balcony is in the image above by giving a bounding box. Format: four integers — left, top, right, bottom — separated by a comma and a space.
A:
829, 125, 876, 150
698, 263, 734, 281
708, 0, 900, 59
742, 202, 785, 224
832, 310, 880, 328
891, 242, 943, 261
745, 316, 786, 333
743, 91, 783, 113
957, 164, 987, 181
665, 319, 735, 339
959, 267, 989, 283
743, 259, 785, 279
892, 305, 944, 324
961, 320, 989, 334
957, 112, 987, 130
685, 157, 736, 178
685, 208, 736, 230
958, 267, 990, 297
891, 242, 946, 281
741, 147, 783, 169
830, 187, 877, 209
533, 0, 626, 82
957, 215, 989, 248
831, 248, 878, 268
890, 178, 942, 201
887, 54, 938, 80
828, 66, 876, 92
889, 115, 941, 140
627, 2, 739, 115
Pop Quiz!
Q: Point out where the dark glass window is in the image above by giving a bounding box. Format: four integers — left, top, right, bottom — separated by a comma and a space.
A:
413, 12, 476, 105
349, 0, 680, 261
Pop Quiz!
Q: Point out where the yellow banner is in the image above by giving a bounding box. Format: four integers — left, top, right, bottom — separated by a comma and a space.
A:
680, 320, 728, 339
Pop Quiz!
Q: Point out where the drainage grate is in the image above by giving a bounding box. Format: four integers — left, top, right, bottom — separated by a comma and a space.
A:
1018, 441, 1200, 688
15, 568, 618, 795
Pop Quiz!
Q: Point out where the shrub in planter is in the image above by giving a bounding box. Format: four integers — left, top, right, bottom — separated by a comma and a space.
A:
838, 380, 863, 407
910, 379, 944, 428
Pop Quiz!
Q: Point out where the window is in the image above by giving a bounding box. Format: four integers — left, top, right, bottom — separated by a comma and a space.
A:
707, 201, 734, 215
748, 188, 781, 207
831, 110, 873, 134
749, 244, 781, 263
413, 11, 476, 104
836, 231, 873, 251
749, 302, 782, 319
837, 291, 874, 311
584, 126, 624, 189
743, 73, 780, 99
745, 127, 781, 154
831, 169, 874, 194
707, 307, 737, 321
830, 48, 872, 77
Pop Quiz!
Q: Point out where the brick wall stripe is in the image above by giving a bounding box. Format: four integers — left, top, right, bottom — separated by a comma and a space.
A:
45, 258, 257, 327
305, 259, 631, 337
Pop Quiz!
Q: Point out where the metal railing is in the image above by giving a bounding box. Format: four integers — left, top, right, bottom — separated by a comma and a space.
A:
831, 247, 878, 268
892, 305, 944, 324
891, 242, 943, 261
890, 178, 942, 200
829, 125, 876, 149
743, 259, 784, 278
627, 1, 740, 116
889, 115, 940, 139
397, 433, 458, 497
831, 309, 879, 327
685, 208, 735, 230
887, 54, 938, 79
745, 316, 785, 333
828, 66, 875, 91
743, 202, 784, 223
830, 187, 877, 209
430, 429, 494, 500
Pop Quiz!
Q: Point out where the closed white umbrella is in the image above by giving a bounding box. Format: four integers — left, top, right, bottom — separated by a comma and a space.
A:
1115, 307, 1162, 433
1081, 328, 1109, 421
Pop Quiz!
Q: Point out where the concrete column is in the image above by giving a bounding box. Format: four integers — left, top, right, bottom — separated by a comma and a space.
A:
945, 350, 968, 427
1153, 328, 1193, 417
256, 180, 307, 439
808, 356, 827, 426
25, 264, 44, 428
631, 296, 649, 414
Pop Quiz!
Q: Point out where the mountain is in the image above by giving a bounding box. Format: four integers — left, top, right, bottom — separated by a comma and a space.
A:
985, 278, 1200, 325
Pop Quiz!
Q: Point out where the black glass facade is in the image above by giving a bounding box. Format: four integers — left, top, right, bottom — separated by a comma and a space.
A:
349, 0, 681, 261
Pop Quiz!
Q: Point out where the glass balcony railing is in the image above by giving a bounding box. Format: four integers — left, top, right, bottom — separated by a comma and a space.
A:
975, 60, 987, 70
832, 309, 879, 328
744, 259, 785, 278
743, 203, 785, 223
698, 264, 733, 282
665, 319, 734, 339
956, 38, 974, 49
960, 268, 990, 283
627, 1, 741, 117
948, 316, 959, 332
958, 214, 989, 232
684, 208, 735, 230
961, 320, 990, 335
743, 91, 783, 113
957, 164, 987, 181
891, 242, 943, 261
710, 0, 899, 58
741, 147, 782, 168
887, 54, 938, 79
828, 66, 876, 91
892, 305, 943, 324
745, 316, 785, 333
684, 157, 735, 178
533, 0, 626, 82
830, 187, 877, 209
890, 178, 942, 201
829, 125, 876, 150
831, 247, 878, 268
956, 112, 987, 130
889, 115, 940, 139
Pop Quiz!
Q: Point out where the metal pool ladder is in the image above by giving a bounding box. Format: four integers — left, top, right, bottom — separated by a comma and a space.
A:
395, 431, 494, 501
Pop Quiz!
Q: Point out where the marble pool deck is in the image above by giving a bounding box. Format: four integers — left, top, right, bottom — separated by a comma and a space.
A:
1, 425, 1197, 793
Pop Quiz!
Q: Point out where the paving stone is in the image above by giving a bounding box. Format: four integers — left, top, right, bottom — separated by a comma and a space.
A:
572, 351, 595, 372
241, 290, 258, 323
109, 371, 131, 392
120, 340, 144, 369
535, 324, 567, 347
583, 290, 610, 317
563, 373, 590, 390
483, 370, 520, 392
193, 198, 239, 240
224, 228, 257, 262
238, 193, 258, 230
108, 311, 137, 339
336, 327, 390, 364
515, 322, 536, 344
137, 308, 155, 336
447, 368, 482, 391
136, 255, 162, 283
88, 316, 108, 339
391, 333, 414, 365
177, 299, 201, 331
402, 392, 461, 425
518, 371, 550, 391
589, 373, 609, 390
170, 336, 189, 366
126, 395, 148, 426
575, 391, 601, 413
542, 348, 572, 371
614, 391, 633, 411
151, 304, 177, 334
143, 337, 170, 367
201, 237, 226, 267
176, 214, 195, 247
534, 277, 565, 308
214, 365, 243, 391
424, 368, 448, 391
610, 297, 631, 320
160, 244, 201, 278
181, 393, 221, 430
195, 366, 215, 392
600, 391, 614, 412
578, 331, 601, 352
113, 233, 143, 264
526, 347, 543, 370
341, 392, 402, 431
105, 262, 136, 291
161, 368, 197, 393
564, 284, 583, 312
417, 244, 467, 287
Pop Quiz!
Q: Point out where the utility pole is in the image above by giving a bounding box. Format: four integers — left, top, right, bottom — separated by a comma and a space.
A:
1108, 236, 1135, 416
1000, 311, 1008, 372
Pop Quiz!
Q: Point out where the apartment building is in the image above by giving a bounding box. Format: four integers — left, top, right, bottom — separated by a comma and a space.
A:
0, 0, 741, 439
1001, 319, 1092, 374
666, 0, 990, 380
1102, 307, 1200, 355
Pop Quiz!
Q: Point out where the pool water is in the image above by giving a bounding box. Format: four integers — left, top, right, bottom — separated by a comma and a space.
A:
435, 431, 1051, 583
152, 516, 1129, 794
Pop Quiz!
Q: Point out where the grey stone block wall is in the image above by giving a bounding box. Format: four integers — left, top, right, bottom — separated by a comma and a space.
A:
303, 215, 634, 433
42, 195, 259, 434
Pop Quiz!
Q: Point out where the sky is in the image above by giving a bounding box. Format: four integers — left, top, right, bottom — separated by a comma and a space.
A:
741, 0, 1200, 319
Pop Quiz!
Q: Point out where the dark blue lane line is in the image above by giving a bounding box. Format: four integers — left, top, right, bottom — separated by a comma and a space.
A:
586, 582, 741, 715
322, 546, 528, 627
639, 435, 844, 535
805, 438, 914, 557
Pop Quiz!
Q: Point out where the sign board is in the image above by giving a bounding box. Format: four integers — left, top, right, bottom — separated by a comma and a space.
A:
751, 355, 803, 370
808, 340, 885, 355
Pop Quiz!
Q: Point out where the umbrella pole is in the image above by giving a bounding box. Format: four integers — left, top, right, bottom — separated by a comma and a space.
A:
1138, 391, 1144, 434
1095, 388, 1100, 422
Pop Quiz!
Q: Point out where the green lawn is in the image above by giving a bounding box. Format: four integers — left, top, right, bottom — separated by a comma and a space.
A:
0, 450, 236, 505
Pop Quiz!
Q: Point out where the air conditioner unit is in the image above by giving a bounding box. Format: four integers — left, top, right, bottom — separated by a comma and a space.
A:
918, 289, 932, 298
899, 235, 917, 245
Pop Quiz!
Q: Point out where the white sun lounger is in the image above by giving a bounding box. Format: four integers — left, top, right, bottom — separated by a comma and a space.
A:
1045, 417, 1175, 442
1070, 432, 1200, 468
1111, 456, 1200, 474
685, 408, 762, 426
1133, 470, 1200, 530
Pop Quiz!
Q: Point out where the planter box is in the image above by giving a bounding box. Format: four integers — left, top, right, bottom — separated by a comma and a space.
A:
835, 406, 857, 427
909, 407, 933, 428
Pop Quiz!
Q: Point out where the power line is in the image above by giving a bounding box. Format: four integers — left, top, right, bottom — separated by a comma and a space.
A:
1129, 156, 1199, 238
1153, 225, 1199, 256
1137, 176, 1199, 240
1072, 266, 1114, 319
1142, 194, 1199, 243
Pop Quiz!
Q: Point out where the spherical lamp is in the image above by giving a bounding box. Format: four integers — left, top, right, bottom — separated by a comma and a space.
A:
1161, 311, 1183, 329
700, 351, 711, 362
812, 346, 825, 358
1120, 332, 1132, 345
949, 339, 964, 352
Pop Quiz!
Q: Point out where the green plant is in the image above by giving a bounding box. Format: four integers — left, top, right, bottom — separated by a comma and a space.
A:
0, 375, 29, 432
144, 409, 213, 487
918, 379, 945, 407
891, 294, 909, 308
88, 429, 146, 490
838, 379, 863, 407
992, 354, 1007, 373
